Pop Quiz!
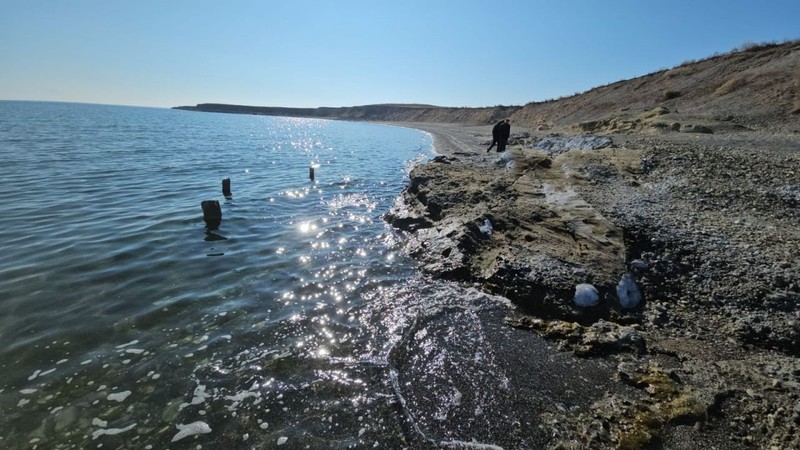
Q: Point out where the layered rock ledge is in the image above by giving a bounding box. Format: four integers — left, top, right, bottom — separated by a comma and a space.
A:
386, 133, 636, 324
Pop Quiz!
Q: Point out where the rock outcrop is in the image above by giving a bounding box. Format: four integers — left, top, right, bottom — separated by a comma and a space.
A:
385, 137, 651, 323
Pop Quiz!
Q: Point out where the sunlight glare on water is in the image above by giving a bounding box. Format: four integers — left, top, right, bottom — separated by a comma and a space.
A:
0, 102, 427, 447
0, 102, 586, 449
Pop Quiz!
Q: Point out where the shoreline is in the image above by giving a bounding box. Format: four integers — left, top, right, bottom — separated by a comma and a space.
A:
389, 122, 503, 157
384, 123, 800, 448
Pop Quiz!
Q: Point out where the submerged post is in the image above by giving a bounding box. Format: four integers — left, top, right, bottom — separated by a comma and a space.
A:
201, 200, 222, 230
309, 166, 315, 181
222, 178, 232, 198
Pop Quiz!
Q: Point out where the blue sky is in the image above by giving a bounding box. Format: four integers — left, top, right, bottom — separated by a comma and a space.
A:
2, 0, 798, 108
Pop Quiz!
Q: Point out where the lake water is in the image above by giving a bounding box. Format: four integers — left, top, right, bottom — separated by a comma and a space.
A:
0, 101, 619, 449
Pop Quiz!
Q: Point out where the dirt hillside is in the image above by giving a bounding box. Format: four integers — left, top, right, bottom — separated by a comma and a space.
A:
510, 40, 800, 134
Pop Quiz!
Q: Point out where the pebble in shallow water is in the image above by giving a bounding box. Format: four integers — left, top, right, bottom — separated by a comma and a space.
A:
171, 421, 212, 442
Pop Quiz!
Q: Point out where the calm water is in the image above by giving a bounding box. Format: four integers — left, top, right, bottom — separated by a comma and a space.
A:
0, 102, 520, 449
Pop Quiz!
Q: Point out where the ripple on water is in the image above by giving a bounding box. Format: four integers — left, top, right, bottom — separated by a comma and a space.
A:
0, 103, 448, 448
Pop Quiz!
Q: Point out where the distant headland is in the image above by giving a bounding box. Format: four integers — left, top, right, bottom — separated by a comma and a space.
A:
173, 102, 520, 125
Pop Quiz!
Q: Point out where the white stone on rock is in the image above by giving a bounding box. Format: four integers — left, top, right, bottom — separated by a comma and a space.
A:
574, 284, 599, 307
616, 273, 642, 309
478, 219, 493, 235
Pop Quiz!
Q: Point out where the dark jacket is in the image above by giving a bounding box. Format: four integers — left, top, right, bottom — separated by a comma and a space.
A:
498, 122, 511, 143
491, 120, 504, 142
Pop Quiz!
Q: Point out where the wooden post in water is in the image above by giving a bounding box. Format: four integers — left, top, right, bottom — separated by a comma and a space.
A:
309, 166, 315, 181
222, 178, 232, 198
201, 200, 222, 230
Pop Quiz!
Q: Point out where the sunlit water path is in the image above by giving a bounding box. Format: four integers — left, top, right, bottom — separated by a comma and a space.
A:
0, 102, 619, 449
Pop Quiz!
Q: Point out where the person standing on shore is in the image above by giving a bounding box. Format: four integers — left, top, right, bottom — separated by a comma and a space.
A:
487, 119, 504, 152
497, 119, 511, 152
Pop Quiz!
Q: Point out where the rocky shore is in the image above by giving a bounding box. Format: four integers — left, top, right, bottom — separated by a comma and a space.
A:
177, 40, 799, 448
386, 122, 800, 449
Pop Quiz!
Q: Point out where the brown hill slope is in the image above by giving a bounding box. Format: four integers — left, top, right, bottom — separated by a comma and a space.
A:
510, 40, 800, 133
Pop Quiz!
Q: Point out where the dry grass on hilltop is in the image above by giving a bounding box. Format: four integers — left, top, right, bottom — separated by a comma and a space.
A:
510, 39, 800, 134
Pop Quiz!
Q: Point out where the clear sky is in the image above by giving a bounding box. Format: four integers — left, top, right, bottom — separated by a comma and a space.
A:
2, 0, 798, 109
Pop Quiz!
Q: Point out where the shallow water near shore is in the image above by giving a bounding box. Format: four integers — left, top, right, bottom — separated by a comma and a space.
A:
0, 102, 622, 449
